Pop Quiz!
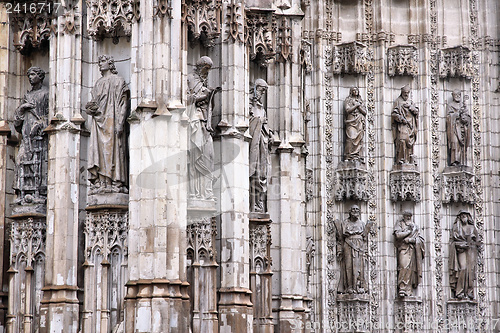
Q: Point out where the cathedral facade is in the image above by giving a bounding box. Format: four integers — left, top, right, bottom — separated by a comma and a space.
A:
0, 0, 499, 332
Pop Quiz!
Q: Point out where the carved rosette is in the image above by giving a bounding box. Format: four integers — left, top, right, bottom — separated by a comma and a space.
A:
245, 10, 276, 67
389, 170, 422, 202
335, 164, 369, 201
439, 46, 472, 79
186, 217, 217, 262
446, 300, 479, 332
387, 45, 418, 76
442, 169, 475, 204
10, 2, 54, 54
86, 0, 140, 40
184, 0, 222, 48
394, 300, 424, 332
9, 218, 47, 268
336, 296, 370, 333
332, 41, 370, 75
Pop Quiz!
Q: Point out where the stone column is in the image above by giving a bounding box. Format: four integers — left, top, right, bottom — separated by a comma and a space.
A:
39, 2, 84, 331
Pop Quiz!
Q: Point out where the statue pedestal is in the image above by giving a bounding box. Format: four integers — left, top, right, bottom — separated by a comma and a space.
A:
390, 164, 422, 202
187, 201, 219, 333
336, 293, 370, 332
335, 160, 369, 201
446, 299, 479, 333
249, 214, 273, 333
442, 165, 475, 204
11, 198, 46, 216
87, 192, 129, 206
394, 297, 423, 332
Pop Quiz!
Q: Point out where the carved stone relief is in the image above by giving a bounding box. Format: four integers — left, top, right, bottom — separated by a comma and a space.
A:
10, 2, 53, 54
442, 167, 475, 204
394, 299, 424, 332
83, 209, 128, 332
187, 56, 221, 202
86, 0, 140, 41
184, 0, 222, 48
12, 67, 49, 214
249, 79, 271, 213
332, 41, 370, 75
7, 217, 47, 333
439, 46, 472, 79
245, 10, 276, 67
394, 211, 425, 298
336, 297, 369, 333
389, 168, 422, 202
446, 300, 478, 332
387, 45, 418, 76
335, 162, 368, 202
86, 56, 129, 204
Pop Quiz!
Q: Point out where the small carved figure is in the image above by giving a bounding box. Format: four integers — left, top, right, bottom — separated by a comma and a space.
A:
335, 205, 373, 294
449, 210, 478, 300
13, 67, 49, 205
187, 56, 221, 200
343, 87, 366, 162
249, 79, 271, 213
446, 90, 471, 166
394, 211, 425, 297
86, 55, 129, 194
392, 85, 419, 165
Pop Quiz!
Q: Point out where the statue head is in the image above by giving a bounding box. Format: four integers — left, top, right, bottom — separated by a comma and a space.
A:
452, 89, 462, 102
98, 55, 118, 75
402, 210, 413, 218
401, 84, 411, 100
196, 56, 213, 76
349, 86, 359, 97
27, 67, 45, 86
457, 210, 473, 225
349, 205, 361, 219
254, 78, 268, 101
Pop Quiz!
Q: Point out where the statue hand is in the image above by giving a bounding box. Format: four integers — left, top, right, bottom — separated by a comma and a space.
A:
115, 128, 123, 136
18, 102, 34, 112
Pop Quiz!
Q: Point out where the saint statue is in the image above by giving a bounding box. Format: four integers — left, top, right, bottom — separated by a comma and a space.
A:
187, 56, 221, 200
394, 211, 425, 297
343, 87, 366, 162
335, 205, 373, 294
86, 55, 129, 194
446, 90, 471, 166
249, 79, 271, 213
13, 67, 49, 205
449, 210, 478, 300
391, 85, 419, 165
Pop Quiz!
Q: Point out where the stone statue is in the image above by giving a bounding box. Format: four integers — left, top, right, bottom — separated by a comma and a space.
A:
13, 67, 49, 206
343, 87, 366, 162
187, 56, 221, 200
249, 79, 271, 213
449, 210, 478, 300
335, 205, 373, 294
86, 55, 129, 195
394, 211, 425, 297
391, 85, 419, 165
446, 90, 471, 166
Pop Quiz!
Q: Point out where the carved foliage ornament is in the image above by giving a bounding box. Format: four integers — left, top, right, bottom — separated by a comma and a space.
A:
332, 41, 370, 75
387, 45, 418, 76
184, 0, 222, 48
10, 1, 55, 54
245, 10, 276, 67
187, 217, 217, 261
86, 0, 140, 40
439, 46, 472, 79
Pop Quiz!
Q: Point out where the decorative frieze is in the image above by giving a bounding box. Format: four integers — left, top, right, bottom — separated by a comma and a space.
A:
335, 162, 369, 201
442, 167, 475, 204
86, 0, 140, 41
439, 46, 472, 79
184, 0, 222, 48
10, 1, 54, 54
389, 168, 422, 202
387, 45, 418, 76
245, 10, 276, 67
332, 41, 370, 75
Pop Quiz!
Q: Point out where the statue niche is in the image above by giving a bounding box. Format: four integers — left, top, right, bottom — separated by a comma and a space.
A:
13, 67, 49, 213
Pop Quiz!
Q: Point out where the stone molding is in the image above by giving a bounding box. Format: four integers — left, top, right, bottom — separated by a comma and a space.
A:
387, 44, 418, 76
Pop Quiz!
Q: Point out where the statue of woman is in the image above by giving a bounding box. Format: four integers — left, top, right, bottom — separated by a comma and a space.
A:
394, 211, 425, 297
343, 87, 366, 162
449, 210, 478, 300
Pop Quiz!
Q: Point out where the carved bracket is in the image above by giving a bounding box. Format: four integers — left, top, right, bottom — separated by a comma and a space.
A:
394, 299, 424, 331
446, 300, 478, 330
10, 1, 55, 54
332, 41, 370, 75
387, 45, 418, 77
335, 162, 369, 201
439, 46, 472, 79
187, 217, 217, 262
184, 0, 222, 48
84, 210, 129, 261
337, 296, 370, 332
245, 10, 276, 67
389, 170, 422, 202
9, 218, 47, 267
86, 0, 140, 41
442, 167, 475, 204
